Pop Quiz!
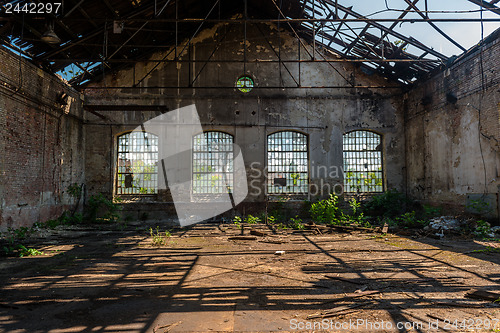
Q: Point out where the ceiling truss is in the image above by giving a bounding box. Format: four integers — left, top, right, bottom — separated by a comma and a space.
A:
0, 0, 499, 88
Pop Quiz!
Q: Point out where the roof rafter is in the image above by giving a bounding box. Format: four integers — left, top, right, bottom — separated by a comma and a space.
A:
403, 0, 466, 52
34, 0, 171, 60
467, 0, 500, 15
2, 0, 496, 87
321, 0, 448, 61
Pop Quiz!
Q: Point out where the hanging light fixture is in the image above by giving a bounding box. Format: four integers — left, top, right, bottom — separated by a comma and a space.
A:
41, 21, 61, 44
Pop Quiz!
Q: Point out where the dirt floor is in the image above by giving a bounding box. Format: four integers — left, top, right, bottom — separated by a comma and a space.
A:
1, 221, 499, 333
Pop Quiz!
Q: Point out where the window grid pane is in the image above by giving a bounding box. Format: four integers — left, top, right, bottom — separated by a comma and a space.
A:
192, 132, 234, 194
267, 131, 309, 194
343, 131, 383, 193
116, 132, 158, 195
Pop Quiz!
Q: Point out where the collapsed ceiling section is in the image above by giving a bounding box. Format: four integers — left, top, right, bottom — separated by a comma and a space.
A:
0, 0, 499, 87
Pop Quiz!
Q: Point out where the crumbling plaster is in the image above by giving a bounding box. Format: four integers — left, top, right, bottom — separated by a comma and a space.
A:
404, 33, 500, 218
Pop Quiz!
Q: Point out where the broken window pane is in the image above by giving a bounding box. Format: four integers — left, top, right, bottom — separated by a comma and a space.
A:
343, 130, 383, 193
192, 131, 234, 194
267, 131, 308, 194
116, 132, 158, 195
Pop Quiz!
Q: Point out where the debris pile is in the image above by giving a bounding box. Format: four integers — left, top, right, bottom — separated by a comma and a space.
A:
425, 216, 461, 232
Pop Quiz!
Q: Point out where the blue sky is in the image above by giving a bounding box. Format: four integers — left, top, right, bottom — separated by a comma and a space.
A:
338, 0, 499, 57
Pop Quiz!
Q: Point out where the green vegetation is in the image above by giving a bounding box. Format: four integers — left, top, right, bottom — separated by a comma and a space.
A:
383, 211, 428, 229
37, 184, 121, 229
467, 198, 492, 215
344, 197, 370, 227
345, 171, 383, 192
423, 204, 441, 218
362, 189, 413, 218
67, 183, 83, 198
39, 193, 120, 229
245, 215, 261, 224
2, 243, 44, 257
303, 190, 495, 239
41, 212, 84, 229
309, 193, 339, 224
308, 195, 370, 227
232, 216, 242, 226
17, 245, 44, 257
227, 190, 440, 232
232, 216, 244, 233
1, 228, 44, 257
394, 40, 408, 52
472, 246, 500, 254
85, 193, 120, 223
149, 226, 171, 246
289, 216, 305, 230
473, 220, 492, 238
269, 196, 288, 222
305, 190, 430, 230
10, 226, 31, 240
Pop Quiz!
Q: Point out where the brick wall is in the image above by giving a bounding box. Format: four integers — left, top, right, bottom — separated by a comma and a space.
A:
0, 47, 85, 230
405, 28, 500, 218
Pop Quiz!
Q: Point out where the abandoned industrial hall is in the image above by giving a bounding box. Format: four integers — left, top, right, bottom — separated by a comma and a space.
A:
0, 0, 500, 332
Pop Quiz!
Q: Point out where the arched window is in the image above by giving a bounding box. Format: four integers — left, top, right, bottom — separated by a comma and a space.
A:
192, 131, 234, 194
343, 130, 383, 193
267, 131, 308, 194
116, 131, 158, 195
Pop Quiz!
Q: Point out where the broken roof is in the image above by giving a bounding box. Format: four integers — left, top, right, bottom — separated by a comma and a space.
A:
1, 0, 499, 87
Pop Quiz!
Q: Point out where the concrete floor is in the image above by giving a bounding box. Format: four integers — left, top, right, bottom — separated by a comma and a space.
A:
0, 222, 499, 332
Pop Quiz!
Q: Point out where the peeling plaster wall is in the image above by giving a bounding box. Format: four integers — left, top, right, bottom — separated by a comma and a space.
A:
405, 33, 500, 218
0, 47, 85, 229
83, 23, 405, 216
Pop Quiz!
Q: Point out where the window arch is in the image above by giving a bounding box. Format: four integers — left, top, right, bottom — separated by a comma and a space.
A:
192, 131, 234, 194
343, 130, 383, 193
116, 131, 159, 195
267, 131, 308, 194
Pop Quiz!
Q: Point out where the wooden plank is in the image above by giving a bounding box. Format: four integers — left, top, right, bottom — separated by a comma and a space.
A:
326, 275, 366, 285
465, 289, 500, 302
259, 239, 288, 244
250, 229, 267, 237
307, 301, 371, 319
228, 236, 257, 241
432, 301, 484, 308
323, 290, 381, 304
